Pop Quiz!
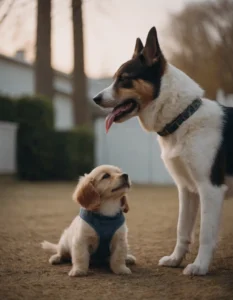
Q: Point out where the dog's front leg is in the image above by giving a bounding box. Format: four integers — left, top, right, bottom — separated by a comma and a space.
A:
159, 187, 199, 267
69, 238, 90, 277
110, 231, 132, 275
183, 183, 224, 275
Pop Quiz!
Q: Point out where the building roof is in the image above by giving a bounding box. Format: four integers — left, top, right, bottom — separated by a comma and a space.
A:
0, 53, 70, 79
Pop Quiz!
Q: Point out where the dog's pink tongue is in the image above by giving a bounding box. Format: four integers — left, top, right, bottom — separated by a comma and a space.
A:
105, 105, 130, 133
105, 112, 116, 133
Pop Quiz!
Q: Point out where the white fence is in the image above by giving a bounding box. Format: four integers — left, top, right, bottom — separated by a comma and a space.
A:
94, 118, 174, 185
0, 122, 18, 174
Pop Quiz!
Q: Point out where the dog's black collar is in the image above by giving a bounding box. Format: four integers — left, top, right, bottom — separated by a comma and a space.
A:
157, 98, 202, 137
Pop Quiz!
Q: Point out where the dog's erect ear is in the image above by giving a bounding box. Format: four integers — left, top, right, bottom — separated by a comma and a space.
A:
73, 176, 100, 211
121, 195, 129, 213
142, 27, 162, 65
132, 38, 144, 59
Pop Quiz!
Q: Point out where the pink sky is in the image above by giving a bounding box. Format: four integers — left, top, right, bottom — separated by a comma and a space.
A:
0, 0, 205, 78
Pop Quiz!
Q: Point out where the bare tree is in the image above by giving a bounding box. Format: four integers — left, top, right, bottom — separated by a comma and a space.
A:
35, 0, 53, 100
168, 0, 233, 99
72, 0, 89, 126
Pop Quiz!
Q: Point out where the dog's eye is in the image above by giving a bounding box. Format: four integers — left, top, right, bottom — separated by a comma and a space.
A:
118, 76, 124, 82
102, 173, 110, 180
118, 73, 131, 82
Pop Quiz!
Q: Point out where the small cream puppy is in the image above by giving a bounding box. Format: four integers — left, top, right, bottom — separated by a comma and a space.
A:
41, 165, 136, 276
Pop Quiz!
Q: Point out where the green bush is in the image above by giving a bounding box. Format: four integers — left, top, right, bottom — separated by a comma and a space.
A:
52, 128, 94, 180
16, 95, 54, 129
0, 92, 94, 181
17, 125, 55, 180
0, 94, 17, 122
17, 125, 94, 181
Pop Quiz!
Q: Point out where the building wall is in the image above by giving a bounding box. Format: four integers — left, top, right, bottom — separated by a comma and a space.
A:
0, 59, 34, 96
0, 122, 18, 174
0, 56, 113, 130
0, 57, 74, 129
54, 73, 72, 95
54, 94, 74, 129
95, 118, 174, 185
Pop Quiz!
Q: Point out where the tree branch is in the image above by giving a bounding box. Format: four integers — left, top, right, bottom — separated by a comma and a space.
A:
0, 0, 15, 26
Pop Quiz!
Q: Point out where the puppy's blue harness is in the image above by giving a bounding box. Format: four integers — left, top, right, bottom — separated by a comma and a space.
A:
79, 208, 125, 261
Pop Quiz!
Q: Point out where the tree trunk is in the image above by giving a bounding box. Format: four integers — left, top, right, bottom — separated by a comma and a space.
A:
72, 0, 89, 126
35, 0, 53, 100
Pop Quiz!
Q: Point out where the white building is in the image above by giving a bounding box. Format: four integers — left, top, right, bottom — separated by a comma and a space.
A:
0, 51, 173, 184
0, 52, 111, 129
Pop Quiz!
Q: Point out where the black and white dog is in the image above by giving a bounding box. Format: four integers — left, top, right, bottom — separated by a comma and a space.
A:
93, 27, 233, 275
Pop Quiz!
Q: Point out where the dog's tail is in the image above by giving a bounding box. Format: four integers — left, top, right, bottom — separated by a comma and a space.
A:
41, 240, 58, 253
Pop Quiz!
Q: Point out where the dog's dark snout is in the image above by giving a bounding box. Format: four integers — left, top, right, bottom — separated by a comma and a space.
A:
122, 173, 129, 182
93, 94, 102, 105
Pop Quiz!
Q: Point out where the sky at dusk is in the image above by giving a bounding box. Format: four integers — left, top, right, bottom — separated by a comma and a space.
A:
0, 0, 206, 78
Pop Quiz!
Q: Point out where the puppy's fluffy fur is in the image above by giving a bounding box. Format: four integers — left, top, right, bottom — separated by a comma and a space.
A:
41, 165, 135, 276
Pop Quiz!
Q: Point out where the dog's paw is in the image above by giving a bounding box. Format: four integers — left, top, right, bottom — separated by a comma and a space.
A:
126, 254, 136, 265
112, 265, 132, 275
158, 255, 182, 267
183, 263, 208, 276
68, 267, 88, 277
49, 254, 62, 265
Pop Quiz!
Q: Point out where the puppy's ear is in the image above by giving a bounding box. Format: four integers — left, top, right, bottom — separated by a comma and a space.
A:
121, 195, 129, 213
72, 175, 100, 211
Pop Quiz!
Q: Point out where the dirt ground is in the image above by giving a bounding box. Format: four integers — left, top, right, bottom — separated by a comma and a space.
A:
0, 178, 233, 300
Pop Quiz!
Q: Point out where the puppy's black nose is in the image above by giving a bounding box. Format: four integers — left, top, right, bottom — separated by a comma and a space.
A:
122, 173, 129, 182
93, 94, 102, 105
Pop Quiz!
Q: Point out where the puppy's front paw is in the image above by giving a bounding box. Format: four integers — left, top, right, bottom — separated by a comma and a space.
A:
112, 265, 132, 275
158, 255, 182, 267
183, 263, 208, 276
49, 254, 62, 265
126, 254, 136, 265
68, 267, 88, 277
